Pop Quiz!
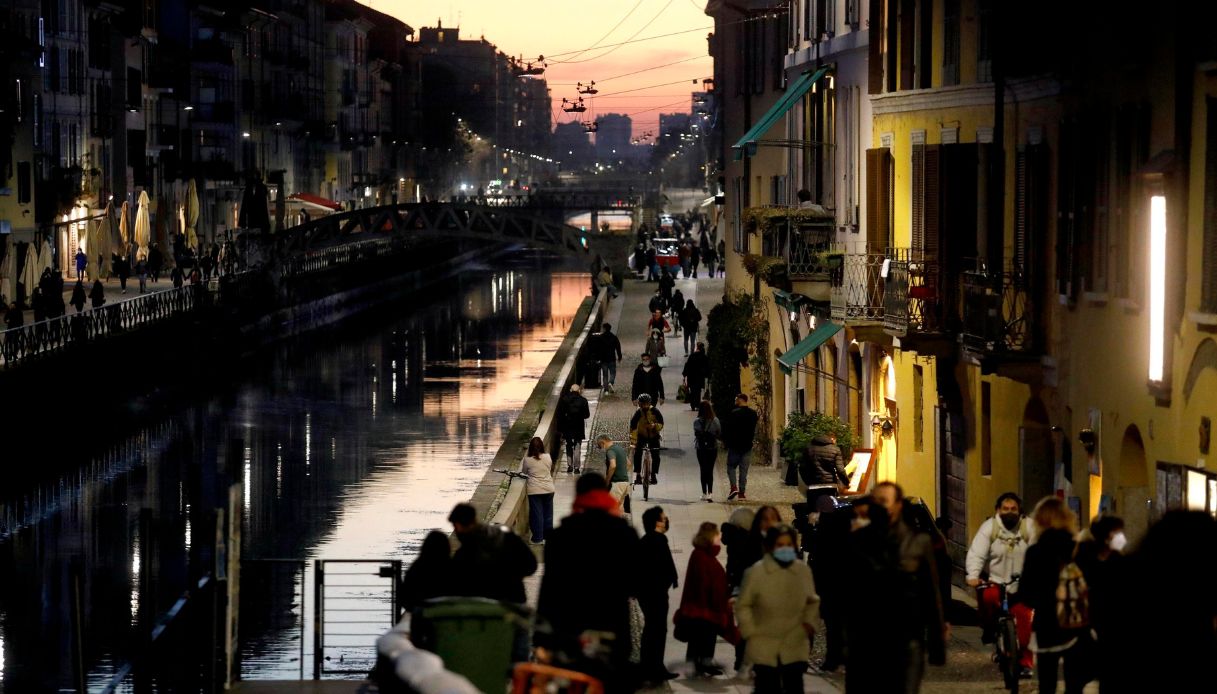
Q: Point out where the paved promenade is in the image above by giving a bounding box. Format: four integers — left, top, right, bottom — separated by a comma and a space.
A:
536, 273, 838, 693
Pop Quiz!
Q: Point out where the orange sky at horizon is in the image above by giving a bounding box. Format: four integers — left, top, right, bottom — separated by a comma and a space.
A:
358, 0, 714, 138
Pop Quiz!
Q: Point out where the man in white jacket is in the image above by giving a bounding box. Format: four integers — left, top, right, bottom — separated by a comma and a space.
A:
965, 491, 1035, 676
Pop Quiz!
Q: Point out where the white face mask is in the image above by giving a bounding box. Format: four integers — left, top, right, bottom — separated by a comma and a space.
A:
851, 518, 871, 532
1108, 531, 1128, 552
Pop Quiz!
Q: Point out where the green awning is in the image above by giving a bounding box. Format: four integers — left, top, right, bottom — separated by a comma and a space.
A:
772, 288, 812, 311
732, 66, 830, 160
777, 322, 842, 375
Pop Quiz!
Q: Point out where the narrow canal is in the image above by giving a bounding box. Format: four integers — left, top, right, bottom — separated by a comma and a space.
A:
0, 260, 590, 692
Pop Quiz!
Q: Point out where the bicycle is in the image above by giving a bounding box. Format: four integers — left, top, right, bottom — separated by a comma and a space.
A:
493, 468, 531, 481
630, 443, 655, 501
976, 576, 1026, 692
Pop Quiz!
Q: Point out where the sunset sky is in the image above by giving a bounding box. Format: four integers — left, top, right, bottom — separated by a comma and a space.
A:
358, 0, 714, 137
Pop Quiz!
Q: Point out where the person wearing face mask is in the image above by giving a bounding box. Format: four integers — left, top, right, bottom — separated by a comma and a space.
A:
1074, 514, 1125, 692
966, 492, 1036, 676
674, 522, 735, 677
736, 524, 822, 693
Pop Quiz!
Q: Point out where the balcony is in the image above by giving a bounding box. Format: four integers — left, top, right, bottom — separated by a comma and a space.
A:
830, 247, 886, 325
960, 265, 1040, 376
883, 248, 955, 355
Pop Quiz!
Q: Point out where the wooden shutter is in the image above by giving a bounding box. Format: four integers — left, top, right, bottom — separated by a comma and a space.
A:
899, 0, 915, 90
866, 148, 892, 250
869, 0, 884, 93
923, 145, 941, 261
1015, 149, 1028, 272
911, 144, 924, 252
1056, 120, 1076, 298
1204, 98, 1217, 312
886, 0, 898, 92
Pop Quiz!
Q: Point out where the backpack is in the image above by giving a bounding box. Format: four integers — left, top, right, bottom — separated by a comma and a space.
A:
1055, 559, 1091, 630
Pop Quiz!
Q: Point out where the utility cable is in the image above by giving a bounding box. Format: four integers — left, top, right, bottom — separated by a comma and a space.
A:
551, 0, 646, 64
553, 0, 677, 65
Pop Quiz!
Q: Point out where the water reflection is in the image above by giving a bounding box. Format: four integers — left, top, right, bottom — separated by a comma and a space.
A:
0, 269, 588, 692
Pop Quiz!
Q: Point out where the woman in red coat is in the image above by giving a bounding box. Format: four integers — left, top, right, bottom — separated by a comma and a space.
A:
675, 521, 735, 677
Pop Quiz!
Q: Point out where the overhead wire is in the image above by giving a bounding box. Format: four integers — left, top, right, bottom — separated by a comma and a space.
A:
553, 0, 677, 65
550, 0, 647, 64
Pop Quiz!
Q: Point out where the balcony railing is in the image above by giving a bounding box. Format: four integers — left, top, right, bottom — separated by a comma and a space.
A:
961, 265, 1037, 355
749, 205, 834, 280
830, 247, 886, 323
884, 248, 943, 335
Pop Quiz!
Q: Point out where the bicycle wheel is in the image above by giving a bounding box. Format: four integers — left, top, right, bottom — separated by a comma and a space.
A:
642, 448, 651, 501
998, 616, 1020, 692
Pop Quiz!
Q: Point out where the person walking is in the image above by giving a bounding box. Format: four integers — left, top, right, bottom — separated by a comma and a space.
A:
629, 394, 664, 485
5, 301, 23, 329
669, 289, 684, 336
691, 243, 701, 278
74, 247, 87, 281
702, 240, 718, 279
724, 394, 758, 500
844, 483, 946, 693
1074, 514, 1125, 691
536, 472, 639, 693
737, 525, 822, 693
398, 530, 452, 616
70, 280, 87, 313
89, 279, 105, 308
674, 522, 734, 678
1021, 497, 1094, 694
115, 252, 129, 293
637, 506, 680, 685
799, 432, 850, 508
693, 401, 721, 501
679, 300, 702, 356
678, 241, 691, 278
596, 323, 623, 392
658, 266, 675, 302
716, 240, 727, 277
171, 265, 184, 288
597, 434, 633, 508
648, 290, 669, 317
631, 353, 664, 405
522, 437, 556, 544
557, 384, 590, 473
135, 256, 147, 294
148, 243, 162, 282
683, 342, 710, 408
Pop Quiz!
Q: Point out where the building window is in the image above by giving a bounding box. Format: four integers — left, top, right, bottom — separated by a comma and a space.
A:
913, 364, 924, 452
942, 0, 960, 86
846, 0, 860, 28
1203, 97, 1217, 312
1113, 104, 1149, 299
910, 143, 940, 259
733, 176, 747, 253
977, 0, 993, 83
981, 381, 992, 476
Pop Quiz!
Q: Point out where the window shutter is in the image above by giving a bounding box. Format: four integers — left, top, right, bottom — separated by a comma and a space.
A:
868, 0, 884, 93
923, 145, 941, 261
1204, 98, 1217, 312
1057, 121, 1076, 298
1015, 149, 1028, 272
866, 147, 892, 250
911, 144, 925, 253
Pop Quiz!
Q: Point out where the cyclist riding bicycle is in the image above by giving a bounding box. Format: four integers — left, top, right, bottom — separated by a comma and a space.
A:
629, 394, 664, 485
966, 491, 1036, 677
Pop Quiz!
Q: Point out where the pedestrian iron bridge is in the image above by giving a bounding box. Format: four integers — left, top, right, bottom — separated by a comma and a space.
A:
280, 201, 591, 257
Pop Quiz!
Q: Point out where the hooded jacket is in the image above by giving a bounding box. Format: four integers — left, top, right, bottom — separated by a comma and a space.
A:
737, 555, 823, 667
801, 435, 848, 490
965, 515, 1036, 593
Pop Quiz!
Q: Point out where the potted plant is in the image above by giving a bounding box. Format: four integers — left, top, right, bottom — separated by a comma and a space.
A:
779, 411, 856, 469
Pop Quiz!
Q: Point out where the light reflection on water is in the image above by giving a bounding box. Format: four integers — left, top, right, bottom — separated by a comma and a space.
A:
0, 269, 589, 692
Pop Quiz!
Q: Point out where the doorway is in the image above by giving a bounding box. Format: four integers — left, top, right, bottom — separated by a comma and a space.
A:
1118, 425, 1150, 542
1019, 397, 1055, 507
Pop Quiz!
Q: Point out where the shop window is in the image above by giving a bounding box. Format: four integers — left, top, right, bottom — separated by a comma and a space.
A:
913, 364, 924, 452
981, 382, 992, 476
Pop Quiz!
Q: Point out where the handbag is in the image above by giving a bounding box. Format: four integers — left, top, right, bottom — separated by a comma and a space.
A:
676, 383, 689, 402
672, 613, 693, 643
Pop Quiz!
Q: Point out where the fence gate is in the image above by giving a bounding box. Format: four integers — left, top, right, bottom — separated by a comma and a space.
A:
313, 559, 401, 678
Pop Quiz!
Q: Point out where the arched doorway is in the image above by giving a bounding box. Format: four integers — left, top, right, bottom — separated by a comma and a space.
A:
1020, 397, 1055, 507
1118, 425, 1150, 542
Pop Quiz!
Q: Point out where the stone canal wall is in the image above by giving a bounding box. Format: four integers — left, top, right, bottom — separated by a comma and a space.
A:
468, 288, 607, 533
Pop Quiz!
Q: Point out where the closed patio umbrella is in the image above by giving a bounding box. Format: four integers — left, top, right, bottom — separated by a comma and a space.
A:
134, 190, 151, 261
38, 238, 53, 278
20, 241, 39, 299
0, 245, 15, 305
97, 204, 114, 278
185, 179, 200, 252
118, 201, 131, 256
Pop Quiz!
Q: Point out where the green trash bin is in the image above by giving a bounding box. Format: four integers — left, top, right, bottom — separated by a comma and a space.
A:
413, 597, 524, 693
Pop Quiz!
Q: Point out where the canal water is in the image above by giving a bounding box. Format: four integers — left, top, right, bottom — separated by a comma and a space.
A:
0, 263, 590, 692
